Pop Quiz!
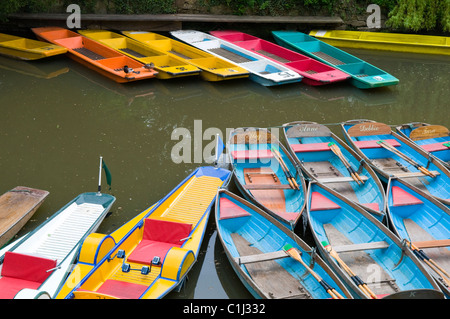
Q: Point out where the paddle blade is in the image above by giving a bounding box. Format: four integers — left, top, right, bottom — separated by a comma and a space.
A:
283, 243, 294, 252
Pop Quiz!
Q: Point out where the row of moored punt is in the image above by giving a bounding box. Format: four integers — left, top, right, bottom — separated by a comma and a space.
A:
0, 119, 449, 299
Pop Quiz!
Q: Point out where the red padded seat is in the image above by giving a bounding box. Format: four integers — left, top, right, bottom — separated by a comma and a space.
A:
310, 192, 341, 211
219, 197, 251, 220
231, 149, 273, 160
0, 251, 57, 299
290, 142, 331, 153
127, 219, 192, 265
353, 139, 401, 149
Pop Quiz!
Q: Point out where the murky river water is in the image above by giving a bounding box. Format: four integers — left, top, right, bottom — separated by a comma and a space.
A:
0, 40, 449, 299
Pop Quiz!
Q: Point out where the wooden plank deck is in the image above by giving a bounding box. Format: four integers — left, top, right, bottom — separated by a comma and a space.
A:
231, 233, 312, 299
7, 13, 344, 32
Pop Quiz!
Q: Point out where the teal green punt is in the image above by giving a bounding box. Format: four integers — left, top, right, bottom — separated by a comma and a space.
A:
386, 177, 450, 297
272, 31, 399, 89
215, 189, 353, 299
341, 119, 450, 207
282, 121, 385, 222
307, 182, 444, 299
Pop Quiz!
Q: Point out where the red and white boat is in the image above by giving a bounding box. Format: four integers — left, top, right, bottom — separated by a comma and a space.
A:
210, 30, 350, 86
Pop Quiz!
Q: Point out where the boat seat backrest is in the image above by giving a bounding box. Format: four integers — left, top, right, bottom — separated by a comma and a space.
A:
1, 251, 57, 283
142, 218, 192, 244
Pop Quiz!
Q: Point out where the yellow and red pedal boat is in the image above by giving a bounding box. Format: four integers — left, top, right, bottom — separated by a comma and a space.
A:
56, 166, 230, 299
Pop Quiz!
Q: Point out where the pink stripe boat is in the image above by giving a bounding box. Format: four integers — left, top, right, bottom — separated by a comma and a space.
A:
209, 30, 350, 86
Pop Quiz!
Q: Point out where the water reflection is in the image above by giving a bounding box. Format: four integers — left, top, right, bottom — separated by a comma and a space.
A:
0, 47, 448, 298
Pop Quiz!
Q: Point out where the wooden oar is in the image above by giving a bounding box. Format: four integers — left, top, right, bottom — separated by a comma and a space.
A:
328, 142, 364, 184
322, 241, 378, 299
406, 240, 450, 285
283, 244, 344, 299
270, 146, 299, 190
377, 140, 436, 178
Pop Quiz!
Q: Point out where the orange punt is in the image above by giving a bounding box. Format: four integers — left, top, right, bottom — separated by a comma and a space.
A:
32, 27, 158, 83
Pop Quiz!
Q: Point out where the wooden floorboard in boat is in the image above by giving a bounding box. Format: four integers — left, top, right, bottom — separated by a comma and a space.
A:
231, 233, 311, 299
256, 50, 290, 63
372, 158, 430, 194
312, 51, 345, 65
243, 167, 286, 213
303, 161, 358, 202
404, 219, 450, 276
73, 47, 105, 60
323, 223, 399, 295
208, 47, 252, 64
120, 48, 147, 58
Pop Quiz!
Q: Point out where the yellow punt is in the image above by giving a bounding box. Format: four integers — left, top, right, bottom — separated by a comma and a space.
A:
0, 32, 67, 60
77, 30, 201, 80
56, 166, 231, 299
122, 31, 250, 81
309, 30, 450, 56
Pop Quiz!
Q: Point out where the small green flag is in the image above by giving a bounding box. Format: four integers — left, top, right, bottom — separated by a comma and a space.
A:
102, 160, 112, 190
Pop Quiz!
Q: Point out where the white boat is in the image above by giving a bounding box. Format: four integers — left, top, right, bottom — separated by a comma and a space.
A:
0, 159, 116, 299
170, 30, 302, 86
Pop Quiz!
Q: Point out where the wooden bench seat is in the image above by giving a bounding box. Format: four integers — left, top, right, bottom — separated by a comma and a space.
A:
333, 241, 390, 253
420, 142, 450, 153
243, 184, 292, 190
234, 250, 288, 265
354, 139, 401, 149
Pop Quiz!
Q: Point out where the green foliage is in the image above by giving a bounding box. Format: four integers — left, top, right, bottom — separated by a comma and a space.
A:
111, 0, 176, 14
386, 0, 450, 32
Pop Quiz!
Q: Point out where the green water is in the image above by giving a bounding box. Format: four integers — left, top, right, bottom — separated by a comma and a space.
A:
0, 46, 448, 299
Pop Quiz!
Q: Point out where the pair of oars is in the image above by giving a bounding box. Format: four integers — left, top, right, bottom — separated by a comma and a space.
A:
376, 140, 436, 178
322, 241, 378, 299
405, 240, 450, 287
283, 244, 344, 299
270, 146, 300, 190
328, 142, 365, 185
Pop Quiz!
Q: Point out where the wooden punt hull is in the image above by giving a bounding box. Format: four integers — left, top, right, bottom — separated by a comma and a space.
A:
0, 32, 67, 60
307, 182, 444, 299
227, 127, 307, 229
210, 30, 350, 86
122, 30, 249, 82
341, 119, 450, 206
215, 189, 353, 299
309, 30, 450, 56
0, 192, 115, 299
396, 122, 450, 169
272, 31, 399, 89
32, 27, 158, 83
57, 166, 230, 299
386, 177, 450, 297
170, 30, 302, 87
282, 121, 385, 222
0, 186, 49, 248
77, 30, 200, 80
